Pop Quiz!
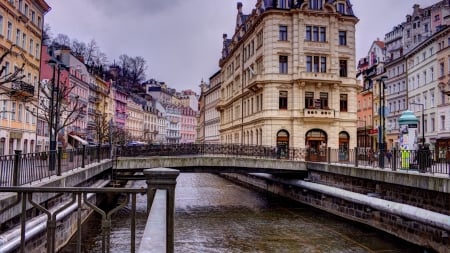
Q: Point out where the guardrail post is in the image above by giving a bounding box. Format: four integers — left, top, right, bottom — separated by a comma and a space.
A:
97, 145, 101, 163
13, 150, 21, 186
327, 147, 331, 164
81, 145, 86, 168
57, 147, 62, 176
392, 148, 397, 171
354, 147, 359, 167
144, 168, 180, 253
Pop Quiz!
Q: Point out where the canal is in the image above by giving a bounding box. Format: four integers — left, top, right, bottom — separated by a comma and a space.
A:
61, 174, 426, 252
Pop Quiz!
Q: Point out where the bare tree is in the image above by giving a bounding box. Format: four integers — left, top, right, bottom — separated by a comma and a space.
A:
53, 33, 71, 48
89, 112, 110, 145
71, 39, 86, 58
111, 127, 130, 146
0, 45, 26, 87
28, 78, 86, 150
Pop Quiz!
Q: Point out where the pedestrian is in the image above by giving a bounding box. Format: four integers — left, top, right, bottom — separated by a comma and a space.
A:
386, 150, 392, 164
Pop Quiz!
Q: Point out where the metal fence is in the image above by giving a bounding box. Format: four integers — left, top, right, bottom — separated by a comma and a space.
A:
0, 146, 111, 187
117, 144, 450, 176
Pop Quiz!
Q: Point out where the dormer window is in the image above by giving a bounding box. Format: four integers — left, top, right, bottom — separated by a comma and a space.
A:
279, 0, 289, 9
337, 3, 345, 14
309, 0, 323, 10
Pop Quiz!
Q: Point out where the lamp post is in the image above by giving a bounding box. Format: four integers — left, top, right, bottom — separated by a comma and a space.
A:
357, 119, 367, 162
378, 76, 388, 168
47, 52, 69, 171
410, 102, 425, 147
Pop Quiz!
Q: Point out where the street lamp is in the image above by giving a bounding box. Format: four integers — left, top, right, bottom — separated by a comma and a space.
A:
47, 53, 69, 171
378, 76, 388, 168
410, 102, 425, 147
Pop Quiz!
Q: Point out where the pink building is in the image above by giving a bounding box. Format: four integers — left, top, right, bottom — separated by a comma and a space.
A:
180, 106, 197, 143
38, 45, 70, 150
113, 86, 128, 129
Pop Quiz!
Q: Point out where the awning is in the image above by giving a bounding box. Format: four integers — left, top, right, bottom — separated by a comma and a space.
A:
69, 134, 88, 145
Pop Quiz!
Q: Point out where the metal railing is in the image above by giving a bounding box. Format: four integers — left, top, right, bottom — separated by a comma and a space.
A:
116, 144, 450, 176
0, 146, 111, 187
0, 168, 179, 253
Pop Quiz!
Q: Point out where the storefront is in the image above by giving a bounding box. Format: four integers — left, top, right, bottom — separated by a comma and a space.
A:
305, 129, 327, 162
276, 130, 289, 159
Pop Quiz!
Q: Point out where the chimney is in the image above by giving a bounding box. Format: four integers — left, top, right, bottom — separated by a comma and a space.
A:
237, 2, 243, 13
223, 33, 228, 40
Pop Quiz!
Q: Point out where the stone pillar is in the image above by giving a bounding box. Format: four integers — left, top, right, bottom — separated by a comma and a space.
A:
144, 168, 180, 253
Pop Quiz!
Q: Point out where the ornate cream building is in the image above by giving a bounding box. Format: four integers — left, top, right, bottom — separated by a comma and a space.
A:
217, 0, 359, 158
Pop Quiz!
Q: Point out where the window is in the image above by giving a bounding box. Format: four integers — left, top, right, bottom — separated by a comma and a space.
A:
15, 29, 20, 45
279, 55, 288, 74
279, 25, 287, 40
320, 27, 326, 42
339, 31, 347, 45
340, 94, 348, 112
320, 92, 328, 109
38, 16, 41, 28
4, 61, 9, 77
18, 104, 22, 121
440, 62, 445, 77
279, 91, 288, 110
309, 0, 322, 10
29, 38, 33, 55
305, 92, 314, 108
306, 55, 327, 73
256, 30, 263, 48
31, 11, 35, 23
339, 60, 347, 77
441, 115, 446, 130
2, 100, 6, 119
11, 102, 15, 121
337, 3, 345, 14
7, 21, 12, 40
0, 15, 3, 35
0, 138, 4, 155
279, 0, 288, 9
22, 33, 26, 48
305, 26, 312, 41
24, 3, 28, 16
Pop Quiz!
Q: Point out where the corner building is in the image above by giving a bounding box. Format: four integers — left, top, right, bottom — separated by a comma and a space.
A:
217, 0, 359, 155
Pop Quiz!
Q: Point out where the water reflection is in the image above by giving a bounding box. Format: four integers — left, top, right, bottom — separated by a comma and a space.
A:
61, 174, 424, 252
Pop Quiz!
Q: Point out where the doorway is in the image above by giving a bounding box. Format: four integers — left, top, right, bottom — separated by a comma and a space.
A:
276, 130, 289, 159
305, 129, 327, 162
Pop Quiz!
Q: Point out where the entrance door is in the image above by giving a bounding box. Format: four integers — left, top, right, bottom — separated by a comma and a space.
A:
276, 130, 289, 159
338, 132, 350, 161
305, 129, 327, 162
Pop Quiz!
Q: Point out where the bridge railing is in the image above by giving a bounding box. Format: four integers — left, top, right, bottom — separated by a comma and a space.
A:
116, 144, 450, 176
0, 146, 111, 187
0, 168, 179, 253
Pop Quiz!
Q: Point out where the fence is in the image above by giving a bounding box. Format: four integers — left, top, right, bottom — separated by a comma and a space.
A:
0, 146, 111, 187
117, 144, 450, 176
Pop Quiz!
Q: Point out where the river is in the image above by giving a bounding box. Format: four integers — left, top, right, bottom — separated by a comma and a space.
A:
61, 173, 426, 252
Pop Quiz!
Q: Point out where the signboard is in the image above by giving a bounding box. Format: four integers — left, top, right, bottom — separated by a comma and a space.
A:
10, 132, 22, 139
314, 99, 321, 108
368, 129, 378, 135
408, 124, 417, 128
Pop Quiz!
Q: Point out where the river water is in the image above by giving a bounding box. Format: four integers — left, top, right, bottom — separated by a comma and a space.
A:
61, 174, 426, 252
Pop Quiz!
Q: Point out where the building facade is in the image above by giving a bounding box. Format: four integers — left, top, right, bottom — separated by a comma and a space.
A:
217, 1, 359, 160
0, 0, 50, 154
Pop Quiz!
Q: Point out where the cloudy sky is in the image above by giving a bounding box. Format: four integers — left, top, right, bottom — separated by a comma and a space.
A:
45, 0, 436, 92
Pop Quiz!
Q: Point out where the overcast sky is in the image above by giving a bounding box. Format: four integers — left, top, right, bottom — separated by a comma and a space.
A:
45, 0, 436, 92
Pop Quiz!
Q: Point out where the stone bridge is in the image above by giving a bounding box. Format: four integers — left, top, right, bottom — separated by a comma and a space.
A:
113, 155, 307, 180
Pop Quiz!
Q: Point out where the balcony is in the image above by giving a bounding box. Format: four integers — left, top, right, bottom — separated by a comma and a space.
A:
10, 81, 35, 100
303, 108, 335, 119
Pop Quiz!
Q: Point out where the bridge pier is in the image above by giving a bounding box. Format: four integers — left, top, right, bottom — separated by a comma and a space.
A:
142, 168, 180, 253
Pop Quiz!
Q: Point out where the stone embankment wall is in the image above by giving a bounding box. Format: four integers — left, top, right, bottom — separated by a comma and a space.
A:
221, 172, 449, 253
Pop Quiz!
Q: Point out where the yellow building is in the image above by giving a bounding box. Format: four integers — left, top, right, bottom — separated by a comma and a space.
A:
217, 1, 359, 159
125, 97, 144, 141
0, 0, 50, 154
